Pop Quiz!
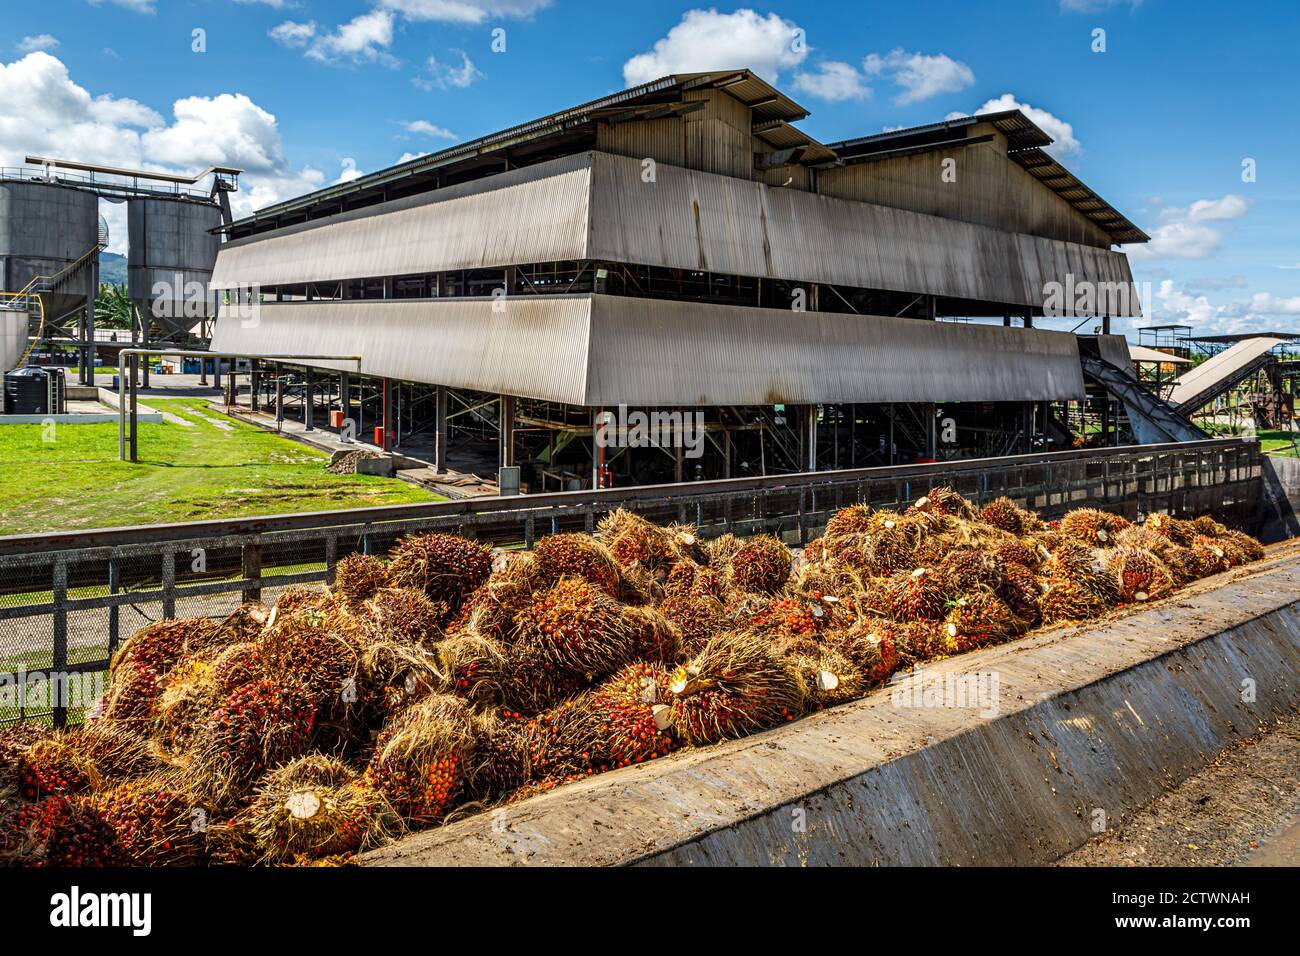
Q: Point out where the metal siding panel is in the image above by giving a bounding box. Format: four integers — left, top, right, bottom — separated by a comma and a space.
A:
210, 156, 593, 290
588, 152, 1134, 311
209, 297, 594, 404
583, 295, 1085, 406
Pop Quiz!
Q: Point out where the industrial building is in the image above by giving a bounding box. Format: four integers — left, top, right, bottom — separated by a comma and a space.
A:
208, 70, 1186, 491
0, 158, 237, 385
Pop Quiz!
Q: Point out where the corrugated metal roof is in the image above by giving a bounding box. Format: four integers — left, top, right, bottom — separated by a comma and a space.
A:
1129, 344, 1191, 365
209, 294, 1086, 406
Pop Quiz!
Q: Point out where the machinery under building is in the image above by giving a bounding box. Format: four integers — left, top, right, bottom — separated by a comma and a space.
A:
207, 70, 1200, 492
0, 158, 238, 384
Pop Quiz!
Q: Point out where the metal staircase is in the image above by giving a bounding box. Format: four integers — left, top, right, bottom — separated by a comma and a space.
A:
0, 237, 105, 368
1079, 353, 1207, 444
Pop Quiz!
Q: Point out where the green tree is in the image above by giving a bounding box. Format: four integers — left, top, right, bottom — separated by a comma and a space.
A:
95, 283, 133, 330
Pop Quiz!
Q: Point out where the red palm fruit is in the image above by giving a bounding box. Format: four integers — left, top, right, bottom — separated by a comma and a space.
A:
16, 736, 97, 800
898, 620, 951, 663
95, 777, 207, 866
943, 593, 1024, 653
663, 560, 700, 597
996, 562, 1042, 626
602, 511, 674, 571
751, 595, 848, 641
825, 503, 875, 537
153, 654, 220, 758
437, 633, 509, 708
939, 548, 1001, 592
273, 585, 331, 616
1190, 535, 1234, 575
1219, 529, 1265, 562
1191, 515, 1230, 537
1043, 540, 1102, 578
362, 587, 445, 648
386, 532, 492, 620
726, 534, 793, 594
334, 554, 391, 609
532, 533, 622, 596
881, 567, 953, 622
1, 795, 123, 867
667, 633, 806, 746
466, 710, 532, 801
211, 641, 265, 695
536, 663, 677, 777
689, 565, 726, 600
828, 618, 905, 684
365, 693, 476, 825
995, 538, 1041, 571
1107, 547, 1175, 604
1060, 508, 1131, 547
450, 554, 542, 644
658, 594, 727, 657
621, 605, 682, 664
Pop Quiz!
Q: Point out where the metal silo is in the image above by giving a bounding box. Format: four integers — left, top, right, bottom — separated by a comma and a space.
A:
0, 178, 100, 326
127, 197, 223, 337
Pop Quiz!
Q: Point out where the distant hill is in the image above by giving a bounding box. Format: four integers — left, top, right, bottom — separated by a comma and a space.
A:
99, 252, 127, 287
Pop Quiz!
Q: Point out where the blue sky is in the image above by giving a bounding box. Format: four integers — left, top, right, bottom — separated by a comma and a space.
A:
3, 0, 1298, 335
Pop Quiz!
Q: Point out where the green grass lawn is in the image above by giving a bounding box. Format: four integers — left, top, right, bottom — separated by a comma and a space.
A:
0, 397, 440, 534
1258, 430, 1300, 458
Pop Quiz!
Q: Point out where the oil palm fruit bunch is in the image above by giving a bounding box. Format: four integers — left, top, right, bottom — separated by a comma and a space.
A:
188, 679, 316, 803
598, 508, 675, 571
996, 562, 1042, 626
1043, 540, 1103, 578
205, 602, 272, 650
14, 735, 98, 800
1107, 547, 1175, 604
1191, 515, 1230, 537
939, 548, 1001, 592
532, 533, 622, 597
667, 632, 805, 746
1144, 512, 1196, 546
897, 620, 951, 664
825, 503, 876, 537
725, 534, 793, 594
912, 486, 978, 521
333, 554, 390, 610
1039, 577, 1111, 624
465, 710, 532, 801
211, 641, 265, 695
153, 654, 221, 758
621, 605, 682, 664
943, 593, 1024, 653
663, 560, 701, 597
785, 645, 867, 708
827, 618, 905, 684
261, 610, 365, 733
436, 633, 510, 709
0, 723, 52, 805
751, 595, 848, 641
1060, 508, 1131, 547
365, 693, 476, 825
272, 585, 331, 616
246, 754, 402, 865
881, 567, 953, 622
1, 795, 123, 867
1219, 529, 1265, 562
980, 496, 1035, 534
658, 594, 728, 657
66, 723, 159, 786
361, 587, 445, 649
96, 776, 207, 866
994, 538, 1041, 571
386, 532, 493, 622
538, 662, 677, 777
1189, 535, 1234, 575
103, 618, 216, 731
451, 553, 542, 643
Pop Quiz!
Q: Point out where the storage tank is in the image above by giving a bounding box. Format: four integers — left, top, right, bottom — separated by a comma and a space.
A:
0, 309, 27, 370
0, 179, 100, 325
3, 365, 65, 415
127, 197, 222, 335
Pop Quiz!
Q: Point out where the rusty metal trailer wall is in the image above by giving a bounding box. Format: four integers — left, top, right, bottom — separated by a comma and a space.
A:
0, 439, 1260, 727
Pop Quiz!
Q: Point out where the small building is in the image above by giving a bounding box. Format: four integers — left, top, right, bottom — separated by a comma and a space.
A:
210, 70, 1150, 490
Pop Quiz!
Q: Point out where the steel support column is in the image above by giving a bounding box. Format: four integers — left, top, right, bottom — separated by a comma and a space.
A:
435, 385, 448, 473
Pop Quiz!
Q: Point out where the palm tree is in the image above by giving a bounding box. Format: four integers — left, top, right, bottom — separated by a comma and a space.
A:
96, 283, 134, 331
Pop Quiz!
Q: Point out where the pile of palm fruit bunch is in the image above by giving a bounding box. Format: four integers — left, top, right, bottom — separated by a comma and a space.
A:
0, 497, 1266, 867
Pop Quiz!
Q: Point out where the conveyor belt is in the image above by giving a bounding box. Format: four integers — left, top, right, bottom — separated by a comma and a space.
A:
1080, 353, 1207, 443
1169, 337, 1286, 413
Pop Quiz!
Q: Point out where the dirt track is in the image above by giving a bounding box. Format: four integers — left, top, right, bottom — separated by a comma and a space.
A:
1057, 708, 1300, 866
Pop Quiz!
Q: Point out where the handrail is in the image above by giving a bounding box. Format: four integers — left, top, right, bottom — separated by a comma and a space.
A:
4, 436, 1250, 556
0, 290, 46, 369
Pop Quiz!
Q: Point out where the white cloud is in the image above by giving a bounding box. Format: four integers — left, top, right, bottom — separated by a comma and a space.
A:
19, 35, 60, 54
414, 51, 483, 91
397, 151, 431, 164
1153, 280, 1218, 326
863, 49, 974, 105
949, 93, 1082, 157
377, 0, 551, 24
233, 0, 298, 8
1248, 292, 1300, 315
305, 10, 398, 66
1128, 194, 1249, 260
334, 158, 363, 185
791, 61, 870, 102
87, 0, 156, 12
0, 51, 325, 251
402, 120, 458, 139
623, 9, 807, 87
1279, 262, 1300, 270
269, 21, 317, 48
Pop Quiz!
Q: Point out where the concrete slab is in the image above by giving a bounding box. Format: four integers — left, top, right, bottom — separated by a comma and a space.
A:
365, 546, 1300, 867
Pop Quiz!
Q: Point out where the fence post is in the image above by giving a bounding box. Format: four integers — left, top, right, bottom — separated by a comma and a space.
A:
241, 541, 263, 604
108, 553, 120, 655
325, 534, 338, 584
52, 556, 68, 729
162, 550, 176, 620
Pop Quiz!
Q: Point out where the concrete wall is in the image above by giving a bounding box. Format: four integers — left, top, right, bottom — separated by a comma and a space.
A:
366, 549, 1300, 866
0, 309, 26, 370
1258, 454, 1300, 543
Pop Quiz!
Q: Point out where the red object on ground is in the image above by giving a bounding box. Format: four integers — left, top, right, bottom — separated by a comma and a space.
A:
374, 426, 386, 447
329, 410, 346, 428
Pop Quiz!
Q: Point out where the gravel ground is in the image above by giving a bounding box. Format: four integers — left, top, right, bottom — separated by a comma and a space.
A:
1057, 708, 1300, 866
